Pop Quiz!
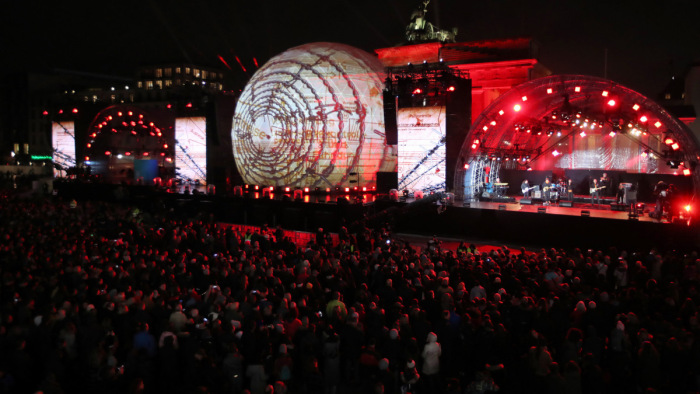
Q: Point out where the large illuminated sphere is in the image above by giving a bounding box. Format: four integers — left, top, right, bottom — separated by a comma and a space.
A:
232, 42, 389, 188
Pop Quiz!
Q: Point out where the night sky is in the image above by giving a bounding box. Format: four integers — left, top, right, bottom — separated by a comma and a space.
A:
2, 0, 698, 98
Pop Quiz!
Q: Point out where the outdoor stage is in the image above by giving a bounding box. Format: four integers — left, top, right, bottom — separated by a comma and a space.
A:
54, 181, 699, 251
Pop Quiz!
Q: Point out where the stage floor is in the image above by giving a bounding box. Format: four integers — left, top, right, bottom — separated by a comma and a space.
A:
454, 197, 660, 222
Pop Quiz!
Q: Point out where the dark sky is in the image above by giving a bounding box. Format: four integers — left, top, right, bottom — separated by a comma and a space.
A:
2, 0, 698, 97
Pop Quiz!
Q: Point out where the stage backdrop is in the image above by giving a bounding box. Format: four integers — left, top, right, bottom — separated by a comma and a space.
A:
231, 42, 395, 188
175, 116, 208, 185
397, 106, 446, 192
52, 121, 76, 175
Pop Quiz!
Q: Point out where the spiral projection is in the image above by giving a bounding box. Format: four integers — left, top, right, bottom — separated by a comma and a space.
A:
232, 42, 389, 188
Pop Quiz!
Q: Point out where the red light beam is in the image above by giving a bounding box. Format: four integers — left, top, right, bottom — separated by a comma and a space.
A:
217, 55, 232, 70
234, 56, 247, 73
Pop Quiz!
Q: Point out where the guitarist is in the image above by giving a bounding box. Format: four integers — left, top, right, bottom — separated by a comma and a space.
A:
542, 177, 553, 205
521, 179, 533, 197
589, 178, 604, 206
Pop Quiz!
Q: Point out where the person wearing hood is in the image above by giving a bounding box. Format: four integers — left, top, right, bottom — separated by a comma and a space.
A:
421, 332, 441, 391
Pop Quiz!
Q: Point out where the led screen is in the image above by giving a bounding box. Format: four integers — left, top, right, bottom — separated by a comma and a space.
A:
175, 117, 207, 185
232, 42, 392, 188
397, 106, 446, 192
52, 121, 76, 176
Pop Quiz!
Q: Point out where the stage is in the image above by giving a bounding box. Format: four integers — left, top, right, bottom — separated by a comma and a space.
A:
53, 181, 699, 250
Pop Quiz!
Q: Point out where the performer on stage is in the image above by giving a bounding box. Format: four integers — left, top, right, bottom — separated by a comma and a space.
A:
566, 178, 574, 201
542, 177, 553, 205
652, 181, 669, 219
521, 179, 532, 197
590, 178, 603, 206
483, 179, 494, 197
600, 172, 612, 196
616, 184, 626, 204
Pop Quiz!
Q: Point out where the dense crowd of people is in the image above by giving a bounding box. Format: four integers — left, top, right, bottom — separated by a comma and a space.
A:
2, 189, 700, 394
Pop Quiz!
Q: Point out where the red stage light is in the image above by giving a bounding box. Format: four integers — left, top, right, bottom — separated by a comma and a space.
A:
269, 186, 274, 191
672, 143, 680, 150
118, 112, 123, 116
143, 152, 149, 156
683, 169, 691, 176
58, 109, 63, 114
412, 88, 422, 94
345, 187, 350, 192
574, 86, 581, 92
167, 104, 172, 109
632, 104, 640, 111
665, 137, 674, 145
86, 143, 91, 148
546, 88, 553, 94
85, 156, 90, 161
362, 187, 367, 191
163, 144, 168, 149
254, 185, 259, 190
607, 99, 616, 107
285, 187, 290, 192
464, 163, 470, 169
521, 96, 528, 101
446, 86, 455, 92
125, 152, 131, 156
105, 151, 111, 156
304, 187, 309, 193
128, 111, 133, 116
685, 204, 692, 212
639, 115, 648, 123
513, 104, 522, 112
186, 103, 193, 108
42, 110, 48, 115
602, 91, 609, 97
72, 108, 78, 113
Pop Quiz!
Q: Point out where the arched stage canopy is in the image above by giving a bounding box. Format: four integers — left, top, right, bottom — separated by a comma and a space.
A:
454, 75, 700, 199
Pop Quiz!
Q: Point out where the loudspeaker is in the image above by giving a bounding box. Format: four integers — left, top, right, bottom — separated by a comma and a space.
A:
581, 210, 591, 217
537, 207, 547, 213
559, 201, 574, 207
376, 172, 398, 193
383, 90, 398, 145
498, 204, 507, 210
520, 198, 532, 205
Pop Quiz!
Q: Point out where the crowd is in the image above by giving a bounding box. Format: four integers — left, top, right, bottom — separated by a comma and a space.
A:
2, 190, 700, 394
